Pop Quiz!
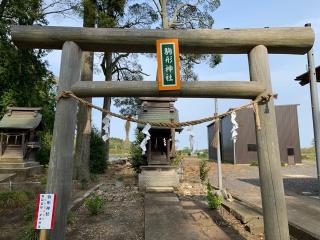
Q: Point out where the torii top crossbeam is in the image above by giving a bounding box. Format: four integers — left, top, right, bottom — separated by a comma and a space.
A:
11, 25, 314, 54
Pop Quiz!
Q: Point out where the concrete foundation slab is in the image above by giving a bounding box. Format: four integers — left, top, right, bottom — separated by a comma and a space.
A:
144, 193, 200, 240
139, 166, 179, 191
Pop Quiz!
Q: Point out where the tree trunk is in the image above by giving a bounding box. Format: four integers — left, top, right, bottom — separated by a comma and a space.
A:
161, 1, 176, 157
160, 0, 169, 29
101, 52, 112, 162
74, 52, 93, 182
74, 0, 95, 182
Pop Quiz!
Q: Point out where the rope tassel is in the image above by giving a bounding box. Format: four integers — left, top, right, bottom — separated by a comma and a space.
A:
230, 112, 238, 143
253, 102, 261, 130
140, 124, 151, 155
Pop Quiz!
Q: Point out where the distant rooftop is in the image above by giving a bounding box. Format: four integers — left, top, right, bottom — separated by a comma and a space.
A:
295, 66, 320, 86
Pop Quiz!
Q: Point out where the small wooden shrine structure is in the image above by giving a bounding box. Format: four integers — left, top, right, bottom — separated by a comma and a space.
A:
138, 97, 182, 165
0, 107, 42, 173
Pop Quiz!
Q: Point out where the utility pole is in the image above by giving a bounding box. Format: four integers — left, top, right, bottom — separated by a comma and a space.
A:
305, 23, 320, 182
214, 99, 223, 190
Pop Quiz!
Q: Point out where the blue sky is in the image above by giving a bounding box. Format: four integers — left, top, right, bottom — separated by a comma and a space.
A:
45, 0, 320, 149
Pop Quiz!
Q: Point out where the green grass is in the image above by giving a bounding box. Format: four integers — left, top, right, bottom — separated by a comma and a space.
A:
109, 137, 130, 155
0, 191, 34, 209
85, 194, 106, 215
207, 182, 223, 210
17, 223, 39, 240
197, 150, 208, 159
200, 159, 210, 183
301, 147, 316, 161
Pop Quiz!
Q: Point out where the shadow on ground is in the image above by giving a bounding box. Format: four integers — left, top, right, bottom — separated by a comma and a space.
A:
239, 178, 320, 195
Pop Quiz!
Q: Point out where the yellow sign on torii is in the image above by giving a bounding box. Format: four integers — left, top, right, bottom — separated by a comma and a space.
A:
156, 39, 181, 91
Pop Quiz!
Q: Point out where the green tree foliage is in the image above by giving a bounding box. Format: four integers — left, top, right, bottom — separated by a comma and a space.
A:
113, 0, 222, 113
143, 0, 222, 81
90, 127, 107, 174
95, 1, 159, 116
113, 96, 142, 116
0, 1, 68, 168
0, 0, 56, 131
130, 129, 146, 174
36, 131, 53, 165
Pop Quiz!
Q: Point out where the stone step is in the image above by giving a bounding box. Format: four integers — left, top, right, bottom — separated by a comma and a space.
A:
0, 159, 24, 163
0, 161, 40, 168
222, 200, 264, 235
0, 173, 16, 183
1, 154, 22, 159
146, 187, 174, 193
5, 146, 21, 150
0, 165, 42, 174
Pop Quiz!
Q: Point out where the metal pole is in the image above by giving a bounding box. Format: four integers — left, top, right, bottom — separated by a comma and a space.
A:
306, 24, 320, 181
233, 142, 237, 164
215, 99, 223, 189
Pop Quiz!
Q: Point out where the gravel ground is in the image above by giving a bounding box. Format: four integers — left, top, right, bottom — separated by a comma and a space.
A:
66, 164, 144, 240
66, 159, 269, 240
176, 157, 264, 240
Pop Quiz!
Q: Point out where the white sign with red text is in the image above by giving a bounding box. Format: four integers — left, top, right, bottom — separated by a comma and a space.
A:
35, 193, 56, 230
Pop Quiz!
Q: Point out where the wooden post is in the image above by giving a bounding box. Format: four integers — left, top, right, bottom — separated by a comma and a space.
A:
0, 133, 3, 157
39, 230, 47, 240
46, 41, 81, 240
170, 119, 176, 158
248, 45, 289, 240
166, 138, 170, 162
148, 137, 152, 163
21, 133, 25, 157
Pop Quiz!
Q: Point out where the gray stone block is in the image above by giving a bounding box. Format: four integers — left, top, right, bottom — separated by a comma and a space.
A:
139, 166, 179, 191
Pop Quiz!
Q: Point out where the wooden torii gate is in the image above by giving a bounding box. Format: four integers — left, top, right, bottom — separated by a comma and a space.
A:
11, 25, 315, 240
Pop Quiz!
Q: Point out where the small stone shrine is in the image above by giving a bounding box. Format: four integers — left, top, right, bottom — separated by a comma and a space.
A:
0, 107, 43, 179
137, 97, 182, 191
